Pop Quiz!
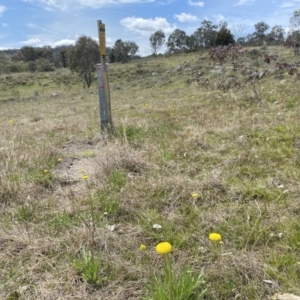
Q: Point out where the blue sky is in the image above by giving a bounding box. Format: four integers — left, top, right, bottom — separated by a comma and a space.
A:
0, 0, 300, 55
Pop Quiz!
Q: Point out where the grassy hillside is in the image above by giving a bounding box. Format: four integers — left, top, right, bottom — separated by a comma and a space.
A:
1, 46, 300, 299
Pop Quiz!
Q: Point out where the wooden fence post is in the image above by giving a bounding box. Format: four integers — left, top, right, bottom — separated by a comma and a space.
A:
97, 20, 113, 131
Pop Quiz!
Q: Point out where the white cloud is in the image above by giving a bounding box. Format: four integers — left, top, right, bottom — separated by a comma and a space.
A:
188, 0, 204, 7
106, 37, 113, 47
2, 23, 8, 27
214, 14, 225, 23
281, 1, 300, 8
120, 17, 176, 36
157, 0, 176, 4
21, 38, 43, 46
174, 13, 198, 23
234, 0, 252, 6
22, 0, 155, 10
0, 5, 7, 16
21, 37, 75, 47
52, 39, 75, 46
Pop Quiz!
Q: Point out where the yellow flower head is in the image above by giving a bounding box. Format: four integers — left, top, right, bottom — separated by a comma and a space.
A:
209, 233, 222, 242
43, 169, 48, 173
8, 119, 14, 124
57, 158, 62, 162
155, 242, 172, 254
192, 192, 199, 198
139, 244, 147, 251
82, 175, 88, 180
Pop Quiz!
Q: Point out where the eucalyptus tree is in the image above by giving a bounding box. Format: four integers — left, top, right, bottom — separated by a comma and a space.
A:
289, 9, 300, 44
215, 21, 235, 45
167, 29, 187, 53
109, 39, 139, 62
150, 30, 166, 55
266, 25, 285, 45
194, 20, 218, 48
68, 35, 100, 88
254, 22, 270, 45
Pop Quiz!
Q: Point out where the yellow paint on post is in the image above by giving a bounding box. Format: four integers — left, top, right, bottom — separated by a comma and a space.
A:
98, 21, 106, 56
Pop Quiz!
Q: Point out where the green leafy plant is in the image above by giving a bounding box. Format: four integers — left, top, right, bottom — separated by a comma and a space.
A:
11, 89, 20, 99
145, 242, 207, 300
82, 175, 97, 247
73, 248, 106, 285
29, 169, 53, 188
147, 269, 207, 300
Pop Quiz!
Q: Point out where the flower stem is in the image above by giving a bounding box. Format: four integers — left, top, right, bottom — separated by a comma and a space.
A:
85, 180, 96, 249
164, 254, 173, 300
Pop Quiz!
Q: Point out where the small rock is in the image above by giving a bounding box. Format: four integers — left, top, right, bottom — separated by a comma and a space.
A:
263, 279, 274, 285
153, 224, 162, 229
106, 224, 116, 231
249, 71, 265, 79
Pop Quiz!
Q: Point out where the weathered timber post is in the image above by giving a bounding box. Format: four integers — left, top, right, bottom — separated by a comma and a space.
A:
97, 20, 113, 131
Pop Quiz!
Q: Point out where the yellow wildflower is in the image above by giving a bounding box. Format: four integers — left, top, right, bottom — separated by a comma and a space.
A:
192, 192, 199, 198
209, 233, 222, 242
156, 242, 172, 254
140, 244, 147, 251
82, 175, 88, 180
43, 170, 48, 173
8, 119, 14, 124
57, 158, 62, 162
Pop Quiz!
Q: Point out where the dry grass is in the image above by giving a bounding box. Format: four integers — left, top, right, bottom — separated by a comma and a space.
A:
1, 46, 300, 299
